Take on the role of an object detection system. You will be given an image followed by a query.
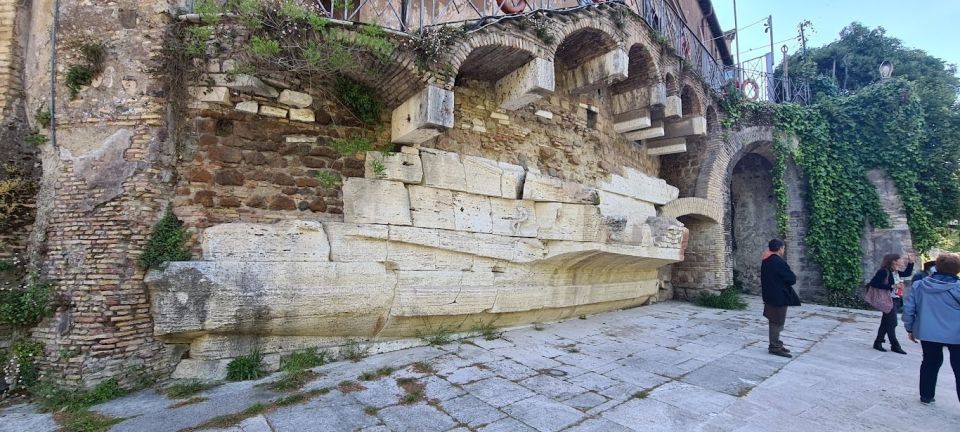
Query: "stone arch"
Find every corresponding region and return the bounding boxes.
[447,32,548,84]
[552,26,621,70]
[610,42,661,94]
[695,126,775,203]
[660,197,723,223]
[344,49,426,107]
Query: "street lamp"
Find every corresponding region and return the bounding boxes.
[879,61,893,79]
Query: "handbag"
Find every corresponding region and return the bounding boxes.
[863,270,894,313]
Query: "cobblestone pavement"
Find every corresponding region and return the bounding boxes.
[2,297,958,431]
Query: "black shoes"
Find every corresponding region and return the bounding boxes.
[890,345,907,355]
[920,397,935,404]
[768,348,793,358]
[873,341,887,352]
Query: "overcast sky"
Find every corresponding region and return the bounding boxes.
[710,0,960,73]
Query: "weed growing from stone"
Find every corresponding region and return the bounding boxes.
[471,320,498,341]
[53,410,123,432]
[138,210,191,270]
[410,361,435,374]
[338,380,365,393]
[333,76,384,125]
[168,396,207,408]
[417,324,455,346]
[25,130,48,146]
[226,351,266,381]
[694,287,748,310]
[164,380,218,399]
[0,274,53,327]
[533,322,545,331]
[363,406,378,416]
[370,158,387,177]
[187,402,269,431]
[341,339,369,362]
[330,135,375,157]
[268,370,319,391]
[565,345,580,354]
[633,389,651,399]
[396,378,426,404]
[737,386,753,397]
[35,110,52,128]
[578,315,587,320]
[279,348,328,372]
[314,170,341,188]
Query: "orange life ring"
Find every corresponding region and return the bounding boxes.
[741,78,760,100]
[497,0,528,14]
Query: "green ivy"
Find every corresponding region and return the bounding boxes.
[139,210,191,270]
[333,76,383,125]
[735,79,939,307]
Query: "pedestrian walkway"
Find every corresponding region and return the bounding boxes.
[2,297,958,431]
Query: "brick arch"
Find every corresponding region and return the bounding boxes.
[610,41,662,94]
[664,73,679,96]
[446,32,549,84]
[705,105,719,133]
[680,83,704,116]
[660,197,723,223]
[550,22,622,69]
[694,126,776,203]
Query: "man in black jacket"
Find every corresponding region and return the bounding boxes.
[760,239,801,358]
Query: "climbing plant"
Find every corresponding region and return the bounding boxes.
[726,79,938,306]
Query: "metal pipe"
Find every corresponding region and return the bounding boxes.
[49,0,60,150]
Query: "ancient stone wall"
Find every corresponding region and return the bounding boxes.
[730,153,777,293]
[861,169,915,279]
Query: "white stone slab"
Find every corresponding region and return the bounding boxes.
[201,220,330,262]
[462,155,503,197]
[490,197,538,238]
[421,148,468,192]
[598,167,679,205]
[623,121,665,141]
[277,89,313,108]
[453,192,493,233]
[189,86,231,105]
[391,85,455,144]
[342,178,412,225]
[499,162,526,199]
[409,185,456,230]
[522,172,598,204]
[534,202,605,242]
[324,222,389,262]
[496,57,555,111]
[365,151,424,184]
[664,116,707,137]
[664,95,683,119]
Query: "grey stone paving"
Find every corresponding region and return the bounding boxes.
[2,296,959,431]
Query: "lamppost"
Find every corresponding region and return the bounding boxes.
[879,61,893,80]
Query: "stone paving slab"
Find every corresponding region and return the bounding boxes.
[3,296,960,431]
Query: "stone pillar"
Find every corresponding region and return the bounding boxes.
[23,0,179,387]
[391,85,455,144]
[495,57,554,111]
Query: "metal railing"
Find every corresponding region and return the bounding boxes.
[308,0,729,93]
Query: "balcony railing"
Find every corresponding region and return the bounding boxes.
[308,0,728,92]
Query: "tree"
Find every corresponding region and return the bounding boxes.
[783,22,960,233]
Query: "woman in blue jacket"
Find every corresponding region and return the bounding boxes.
[903,253,960,404]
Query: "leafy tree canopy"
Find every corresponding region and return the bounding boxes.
[784,22,960,231]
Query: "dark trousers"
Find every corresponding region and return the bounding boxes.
[876,309,900,347]
[764,305,787,350]
[919,341,960,402]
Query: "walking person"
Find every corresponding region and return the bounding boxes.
[869,253,915,354]
[761,239,801,358]
[903,253,960,404]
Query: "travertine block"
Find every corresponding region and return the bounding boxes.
[496,57,555,110]
[664,116,707,137]
[420,148,467,192]
[490,197,537,237]
[664,95,682,119]
[259,105,287,118]
[391,85,455,144]
[598,167,679,205]
[522,172,598,204]
[202,221,330,262]
[623,121,664,141]
[566,48,629,91]
[613,109,651,133]
[342,178,412,225]
[499,162,526,199]
[409,186,456,230]
[453,192,493,233]
[646,138,688,156]
[534,202,605,242]
[235,100,258,113]
[207,74,279,98]
[324,222,389,262]
[365,151,424,184]
[288,108,315,123]
[462,156,503,197]
[277,89,313,108]
[189,86,231,105]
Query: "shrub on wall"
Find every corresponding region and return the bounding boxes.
[138,210,191,270]
[0,273,54,327]
[726,79,938,306]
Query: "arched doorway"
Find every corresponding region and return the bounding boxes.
[730,152,778,294]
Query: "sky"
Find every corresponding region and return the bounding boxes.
[710,0,960,72]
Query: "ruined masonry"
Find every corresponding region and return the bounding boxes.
[0,0,916,386]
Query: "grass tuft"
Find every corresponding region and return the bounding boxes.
[694,287,748,310]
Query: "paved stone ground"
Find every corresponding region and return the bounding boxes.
[2,296,958,431]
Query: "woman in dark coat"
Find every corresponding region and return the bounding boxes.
[870,253,915,354]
